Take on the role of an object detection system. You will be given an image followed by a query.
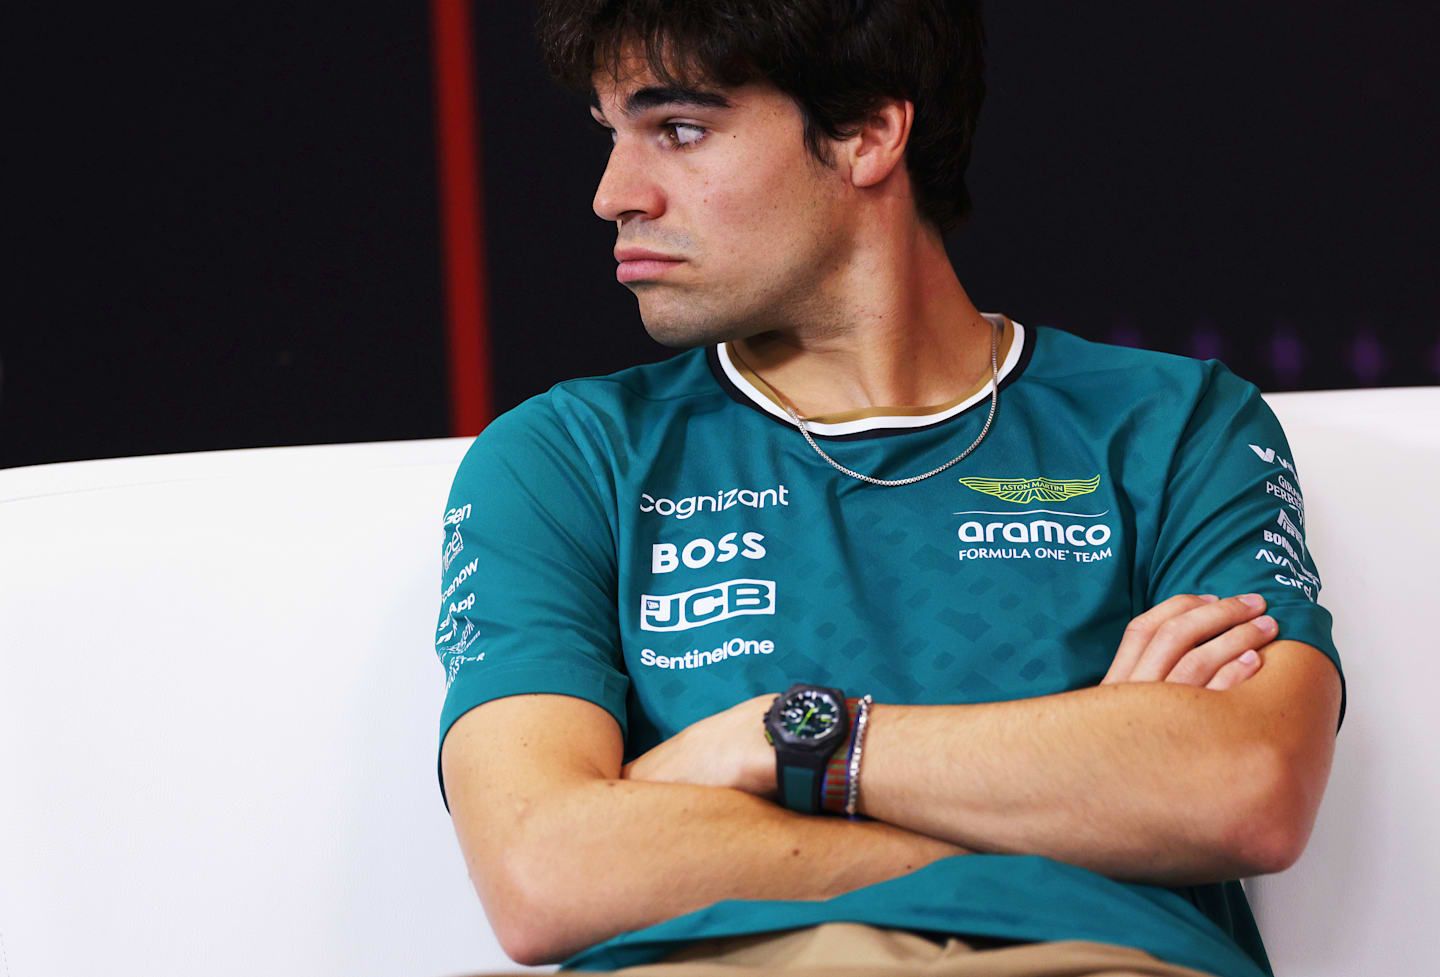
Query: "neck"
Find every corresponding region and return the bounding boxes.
[730,222,993,417]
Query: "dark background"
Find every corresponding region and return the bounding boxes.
[6,1,1436,470]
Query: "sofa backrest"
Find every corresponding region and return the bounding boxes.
[1243,388,1439,975]
[0,438,534,976]
[1,388,1436,976]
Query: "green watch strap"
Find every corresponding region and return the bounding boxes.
[780,766,818,813]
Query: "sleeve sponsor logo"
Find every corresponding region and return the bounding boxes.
[1256,542,1320,584]
[441,558,479,602]
[442,527,464,573]
[640,485,789,519]
[640,578,776,631]
[1264,474,1305,523]
[1262,528,1311,571]
[440,504,472,574]
[652,531,766,574]
[1248,444,1297,476]
[1256,502,1320,602]
[1276,509,1306,553]
[436,593,476,639]
[958,475,1101,504]
[1249,431,1319,599]
[1257,544,1321,600]
[437,617,484,689]
[1271,572,1318,600]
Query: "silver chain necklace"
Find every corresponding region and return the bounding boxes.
[779,318,1000,487]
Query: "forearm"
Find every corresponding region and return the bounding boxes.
[491,778,962,963]
[857,681,1282,886]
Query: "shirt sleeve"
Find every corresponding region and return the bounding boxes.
[1146,363,1345,732]
[433,394,629,810]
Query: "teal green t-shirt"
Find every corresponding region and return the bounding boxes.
[433,317,1344,977]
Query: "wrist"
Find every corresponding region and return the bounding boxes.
[749,694,780,795]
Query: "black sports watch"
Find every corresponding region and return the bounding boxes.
[763,682,850,814]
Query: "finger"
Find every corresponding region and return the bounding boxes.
[1205,649,1263,690]
[1164,615,1278,686]
[1100,594,1215,685]
[1127,594,1267,683]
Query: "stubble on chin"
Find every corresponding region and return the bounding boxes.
[632,285,770,350]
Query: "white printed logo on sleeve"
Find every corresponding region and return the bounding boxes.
[1248,444,1296,476]
[437,502,484,683]
[441,504,471,573]
[438,617,484,689]
[1245,448,1321,602]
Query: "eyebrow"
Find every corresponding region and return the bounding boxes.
[589,85,734,118]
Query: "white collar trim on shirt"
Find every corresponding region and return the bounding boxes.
[715,314,1026,437]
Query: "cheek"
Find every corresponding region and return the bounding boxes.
[704,167,836,261]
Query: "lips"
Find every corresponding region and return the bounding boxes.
[615,247,685,284]
[614,247,679,262]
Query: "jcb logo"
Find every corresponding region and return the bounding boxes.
[639,579,776,632]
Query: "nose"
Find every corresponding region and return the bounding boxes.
[592,138,665,224]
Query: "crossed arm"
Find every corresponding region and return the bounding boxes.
[442,594,1342,965]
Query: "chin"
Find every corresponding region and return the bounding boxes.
[636,293,769,350]
[642,323,715,349]
[637,309,734,350]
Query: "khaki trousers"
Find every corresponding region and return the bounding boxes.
[479,922,1229,976]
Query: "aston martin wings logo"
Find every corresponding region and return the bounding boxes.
[958,475,1102,504]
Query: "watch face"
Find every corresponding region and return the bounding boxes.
[778,689,841,742]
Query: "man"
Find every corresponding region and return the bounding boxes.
[433,2,1345,975]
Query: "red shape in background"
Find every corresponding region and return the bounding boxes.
[431,0,491,436]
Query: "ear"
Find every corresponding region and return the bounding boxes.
[844,99,914,189]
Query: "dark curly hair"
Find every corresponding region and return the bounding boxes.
[536,0,986,232]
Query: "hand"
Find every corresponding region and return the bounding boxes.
[1100,593,1277,690]
[621,693,778,796]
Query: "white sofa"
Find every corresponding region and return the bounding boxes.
[1,388,1436,977]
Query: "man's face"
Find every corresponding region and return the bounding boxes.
[589,57,854,348]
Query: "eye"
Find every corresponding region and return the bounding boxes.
[661,123,707,149]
